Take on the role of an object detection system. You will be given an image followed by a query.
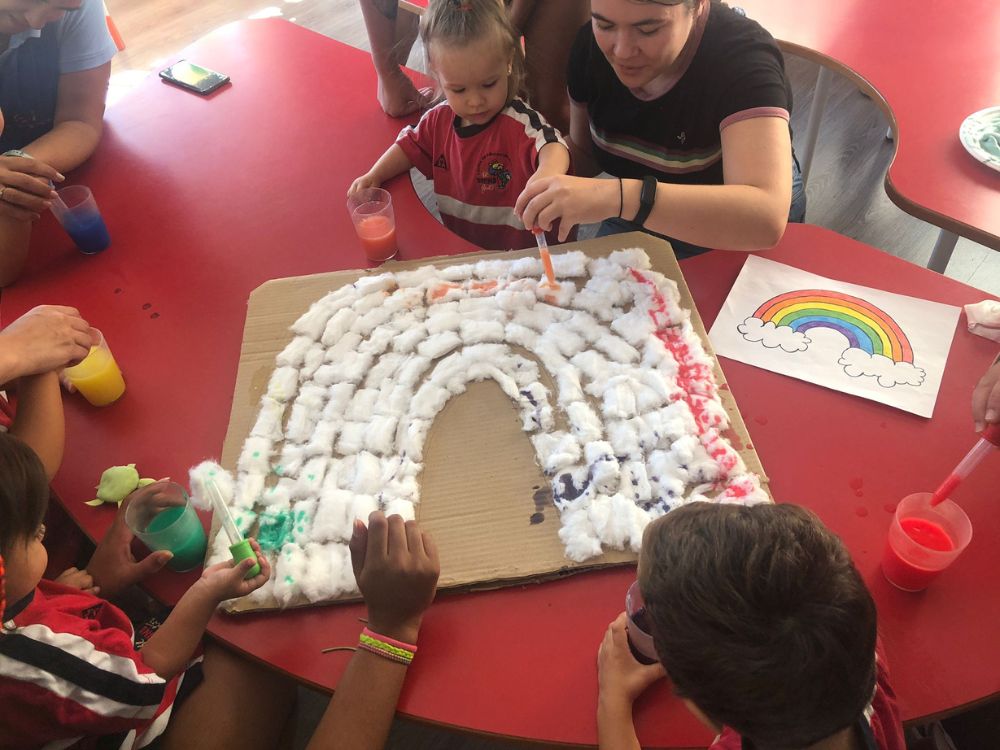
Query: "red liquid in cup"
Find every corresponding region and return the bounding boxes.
[881,517,955,591]
[357,215,396,262]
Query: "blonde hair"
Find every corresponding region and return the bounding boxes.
[420,0,526,106]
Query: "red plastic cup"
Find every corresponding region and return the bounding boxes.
[881,492,972,592]
[347,187,397,263]
[625,580,658,664]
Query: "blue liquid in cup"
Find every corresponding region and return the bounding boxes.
[63,211,111,254]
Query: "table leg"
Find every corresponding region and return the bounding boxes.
[799,66,832,188]
[928,229,959,273]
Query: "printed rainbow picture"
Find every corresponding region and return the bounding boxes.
[738,288,926,388]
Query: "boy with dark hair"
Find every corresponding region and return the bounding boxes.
[597,502,905,750]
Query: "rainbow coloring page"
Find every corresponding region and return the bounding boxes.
[708,256,960,417]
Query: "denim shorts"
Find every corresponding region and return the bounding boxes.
[598,159,807,260]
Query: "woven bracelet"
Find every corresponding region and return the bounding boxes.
[359,627,417,665]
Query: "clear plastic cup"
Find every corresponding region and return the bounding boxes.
[347,187,396,263]
[881,492,972,592]
[125,481,207,572]
[62,328,125,406]
[625,580,658,664]
[50,185,111,254]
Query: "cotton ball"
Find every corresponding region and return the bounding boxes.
[235,472,266,509]
[301,542,338,603]
[558,508,602,562]
[238,437,273,475]
[585,441,619,494]
[250,397,286,441]
[275,443,305,478]
[276,335,314,368]
[188,461,234,511]
[364,415,399,456]
[244,563,277,607]
[566,402,603,444]
[382,498,416,521]
[293,457,327,500]
[312,485,355,542]
[266,366,299,402]
[290,499,317,543]
[205,527,234,568]
[273,543,308,606]
[259,478,294,508]
[349,494,380,524]
[530,432,581,475]
[352,452,382,495]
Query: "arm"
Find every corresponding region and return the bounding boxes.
[0,305,96,383]
[567,99,600,178]
[307,512,439,750]
[507,0,538,34]
[140,542,269,679]
[8,371,63,479]
[0,156,63,285]
[20,64,111,173]
[348,143,414,195]
[0,65,109,284]
[597,613,666,750]
[517,116,792,249]
[972,355,1000,431]
[359,0,427,117]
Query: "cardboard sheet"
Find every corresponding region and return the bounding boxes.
[217,233,767,612]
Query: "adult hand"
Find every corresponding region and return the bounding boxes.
[195,539,271,602]
[972,358,1000,432]
[515,174,618,241]
[349,511,440,643]
[0,154,62,222]
[54,566,99,594]
[377,67,433,118]
[85,496,174,600]
[598,613,666,708]
[0,306,97,381]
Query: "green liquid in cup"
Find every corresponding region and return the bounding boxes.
[145,506,208,572]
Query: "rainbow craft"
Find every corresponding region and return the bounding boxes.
[753,290,913,364]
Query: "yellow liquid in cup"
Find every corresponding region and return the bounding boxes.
[66,345,126,406]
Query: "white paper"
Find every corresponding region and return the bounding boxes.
[708,256,961,418]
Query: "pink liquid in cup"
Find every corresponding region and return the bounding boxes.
[357,214,396,262]
[881,492,971,592]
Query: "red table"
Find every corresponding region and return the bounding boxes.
[5,20,1000,748]
[739,0,1000,271]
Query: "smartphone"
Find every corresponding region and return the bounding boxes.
[159,60,230,95]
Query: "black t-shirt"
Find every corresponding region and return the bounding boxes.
[567,1,792,185]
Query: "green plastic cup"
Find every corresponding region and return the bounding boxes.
[125,481,207,572]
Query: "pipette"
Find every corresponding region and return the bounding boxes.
[532,227,559,289]
[930,423,1000,506]
[204,477,261,577]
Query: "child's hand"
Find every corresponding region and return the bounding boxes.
[55,566,99,594]
[349,511,439,644]
[972,358,1000,431]
[196,539,271,602]
[598,612,666,708]
[86,493,174,599]
[348,173,382,197]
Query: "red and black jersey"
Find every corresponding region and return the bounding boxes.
[396,97,566,251]
[0,580,200,750]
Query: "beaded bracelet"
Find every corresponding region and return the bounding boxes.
[358,627,417,665]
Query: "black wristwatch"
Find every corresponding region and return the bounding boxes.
[632,174,658,227]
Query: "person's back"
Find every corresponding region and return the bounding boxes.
[597,502,906,750]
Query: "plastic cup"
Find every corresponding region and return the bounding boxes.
[62,328,126,406]
[125,481,208,573]
[347,187,397,263]
[625,580,659,665]
[881,492,972,592]
[50,185,111,254]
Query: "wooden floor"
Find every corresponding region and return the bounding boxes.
[104,2,999,748]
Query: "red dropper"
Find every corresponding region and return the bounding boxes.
[930,423,1000,506]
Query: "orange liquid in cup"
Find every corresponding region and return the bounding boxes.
[357,215,397,262]
[64,344,126,406]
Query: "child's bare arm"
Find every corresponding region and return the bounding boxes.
[307,513,439,750]
[9,371,64,479]
[597,613,666,750]
[533,141,571,181]
[140,543,269,679]
[348,144,413,196]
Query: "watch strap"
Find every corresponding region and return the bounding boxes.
[633,175,657,227]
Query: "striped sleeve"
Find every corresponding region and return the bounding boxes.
[0,621,175,747]
[507,99,566,165]
[396,102,450,179]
